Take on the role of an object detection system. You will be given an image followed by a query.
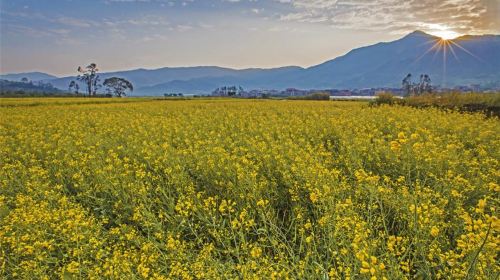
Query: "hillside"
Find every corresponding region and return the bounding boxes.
[3,31,499,95]
[0,79,62,95]
[0,72,58,82]
[135,31,499,94]
[136,67,304,95]
[295,31,500,89]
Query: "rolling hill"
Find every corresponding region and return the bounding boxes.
[0,79,62,95]
[294,31,500,89]
[0,72,58,82]
[2,31,499,95]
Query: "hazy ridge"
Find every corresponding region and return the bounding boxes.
[2,31,499,95]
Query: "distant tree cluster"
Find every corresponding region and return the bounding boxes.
[402,73,432,96]
[164,93,184,97]
[212,86,244,97]
[288,92,330,100]
[69,63,133,97]
[0,79,62,96]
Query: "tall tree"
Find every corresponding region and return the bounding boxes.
[402,73,413,96]
[68,80,80,95]
[415,74,432,95]
[423,74,432,93]
[77,63,100,97]
[103,77,133,97]
[402,73,432,96]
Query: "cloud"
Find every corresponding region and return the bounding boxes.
[174,24,193,32]
[105,0,151,2]
[55,16,96,28]
[104,0,194,5]
[276,0,500,35]
[127,16,170,26]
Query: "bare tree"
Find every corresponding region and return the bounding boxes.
[418,74,425,94]
[103,77,133,97]
[402,73,413,96]
[77,63,100,97]
[68,80,80,95]
[423,74,432,93]
[403,73,432,96]
[416,74,432,95]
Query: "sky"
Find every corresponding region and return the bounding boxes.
[1,0,499,76]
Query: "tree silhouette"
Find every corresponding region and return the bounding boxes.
[402,73,413,96]
[422,74,432,93]
[68,80,80,95]
[402,73,432,96]
[103,77,133,97]
[77,63,100,97]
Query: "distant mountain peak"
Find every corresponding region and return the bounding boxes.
[6,31,500,94]
[404,30,437,39]
[411,30,428,35]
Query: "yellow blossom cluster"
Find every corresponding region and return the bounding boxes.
[0,98,498,279]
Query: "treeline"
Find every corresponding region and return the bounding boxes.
[0,79,64,96]
[372,92,500,117]
[288,92,330,100]
[0,91,73,97]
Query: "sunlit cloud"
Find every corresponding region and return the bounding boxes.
[276,0,500,35]
[0,0,498,75]
[429,30,461,40]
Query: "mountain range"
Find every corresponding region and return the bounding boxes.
[0,72,58,82]
[2,31,499,95]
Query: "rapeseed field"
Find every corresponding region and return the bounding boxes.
[0,99,498,279]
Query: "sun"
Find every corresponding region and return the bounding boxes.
[430,30,461,40]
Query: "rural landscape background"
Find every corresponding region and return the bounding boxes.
[1,30,500,96]
[1,0,499,279]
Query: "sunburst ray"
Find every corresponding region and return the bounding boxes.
[409,32,484,88]
[449,40,484,62]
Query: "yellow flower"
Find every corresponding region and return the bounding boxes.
[2,98,498,279]
[475,199,486,213]
[309,192,318,203]
[362,261,370,268]
[390,141,401,152]
[304,222,312,230]
[256,199,268,207]
[430,226,440,237]
[66,261,80,274]
[250,246,262,258]
[360,268,370,274]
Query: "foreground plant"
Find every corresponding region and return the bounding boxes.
[1,99,498,279]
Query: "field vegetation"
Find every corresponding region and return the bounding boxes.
[372,92,500,117]
[403,93,500,117]
[288,92,331,100]
[0,98,498,279]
